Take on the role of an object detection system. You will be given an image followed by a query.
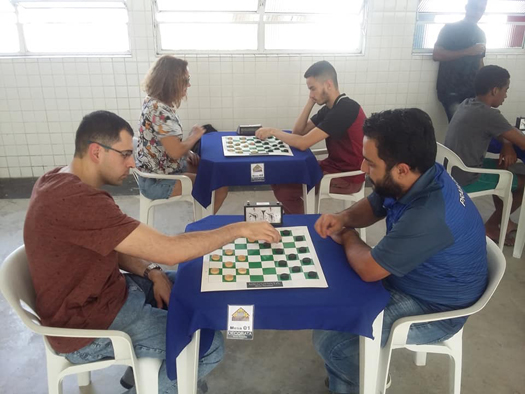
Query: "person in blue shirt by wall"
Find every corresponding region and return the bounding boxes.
[313,108,488,394]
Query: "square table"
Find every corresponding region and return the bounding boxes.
[192,132,324,216]
[166,214,390,394]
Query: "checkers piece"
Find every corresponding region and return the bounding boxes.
[210,268,220,275]
[280,273,290,280]
[262,242,272,248]
[288,253,297,260]
[224,249,234,255]
[224,274,234,282]
[298,247,307,253]
[278,260,287,267]
[295,235,305,241]
[211,254,221,261]
[307,271,318,279]
[302,257,312,265]
[224,261,234,268]
[237,255,247,262]
[237,268,247,275]
[281,230,291,236]
[274,248,284,254]
[291,266,301,273]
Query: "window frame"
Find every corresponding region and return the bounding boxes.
[153,0,369,56]
[0,0,132,59]
[413,0,525,55]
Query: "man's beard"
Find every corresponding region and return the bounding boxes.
[369,170,403,199]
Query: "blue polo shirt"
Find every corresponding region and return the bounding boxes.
[369,163,487,323]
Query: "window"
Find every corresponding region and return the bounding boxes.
[154,0,367,54]
[0,0,130,57]
[414,0,525,52]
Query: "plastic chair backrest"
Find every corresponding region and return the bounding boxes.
[436,142,469,173]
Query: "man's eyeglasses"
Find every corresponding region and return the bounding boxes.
[88,141,133,159]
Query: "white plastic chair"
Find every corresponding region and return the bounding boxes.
[377,237,506,394]
[313,148,366,242]
[0,245,162,394]
[436,142,513,250]
[132,137,200,224]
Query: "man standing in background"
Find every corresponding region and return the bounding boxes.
[433,0,487,121]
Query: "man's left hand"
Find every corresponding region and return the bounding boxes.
[149,269,173,309]
[499,144,517,169]
[187,151,200,167]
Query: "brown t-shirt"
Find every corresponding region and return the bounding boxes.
[23,168,140,353]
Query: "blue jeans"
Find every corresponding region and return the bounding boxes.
[312,284,462,394]
[439,94,469,122]
[63,273,224,394]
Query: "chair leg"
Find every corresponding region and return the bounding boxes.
[413,351,427,366]
[77,371,91,386]
[135,358,163,394]
[449,352,462,394]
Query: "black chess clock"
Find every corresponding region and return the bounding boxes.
[237,124,262,136]
[244,202,283,226]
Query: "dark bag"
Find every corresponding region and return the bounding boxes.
[191,124,217,156]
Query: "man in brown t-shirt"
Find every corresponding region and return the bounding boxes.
[24,110,280,393]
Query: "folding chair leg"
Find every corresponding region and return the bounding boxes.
[77,371,91,386]
[413,351,427,366]
[449,353,462,394]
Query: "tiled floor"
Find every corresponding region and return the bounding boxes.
[0,189,524,394]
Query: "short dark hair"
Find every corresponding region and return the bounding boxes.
[475,65,510,96]
[363,108,437,174]
[74,110,133,158]
[304,60,338,89]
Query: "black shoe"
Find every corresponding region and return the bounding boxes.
[120,366,135,390]
[198,379,209,394]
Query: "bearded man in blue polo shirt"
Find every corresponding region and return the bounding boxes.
[313,108,487,394]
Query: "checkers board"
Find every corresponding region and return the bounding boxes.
[222,135,294,157]
[201,226,328,292]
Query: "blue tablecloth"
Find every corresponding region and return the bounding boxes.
[165,214,390,380]
[191,132,324,208]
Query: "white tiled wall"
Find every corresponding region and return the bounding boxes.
[1,0,524,178]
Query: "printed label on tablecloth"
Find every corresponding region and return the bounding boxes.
[227,305,254,340]
[251,163,265,182]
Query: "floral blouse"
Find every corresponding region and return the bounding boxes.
[135,96,184,175]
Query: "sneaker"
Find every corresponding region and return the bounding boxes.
[120,366,134,389]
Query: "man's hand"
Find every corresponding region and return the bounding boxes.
[255,127,276,141]
[467,43,486,56]
[149,269,173,309]
[238,221,281,243]
[187,150,200,167]
[499,143,517,169]
[188,125,206,140]
[315,214,345,239]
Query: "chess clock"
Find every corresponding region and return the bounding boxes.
[237,124,262,136]
[244,202,283,226]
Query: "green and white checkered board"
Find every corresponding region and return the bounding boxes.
[201,226,328,292]
[222,136,294,157]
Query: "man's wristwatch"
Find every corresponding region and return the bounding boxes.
[143,263,162,280]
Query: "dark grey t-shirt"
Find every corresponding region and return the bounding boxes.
[435,20,486,103]
[444,98,513,185]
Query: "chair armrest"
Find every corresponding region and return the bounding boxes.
[389,307,476,346]
[311,148,328,156]
[321,170,364,181]
[131,168,193,196]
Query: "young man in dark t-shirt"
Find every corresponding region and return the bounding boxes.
[256,61,366,214]
[433,0,487,121]
[23,111,280,392]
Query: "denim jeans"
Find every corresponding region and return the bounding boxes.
[439,93,469,122]
[63,272,224,394]
[312,284,462,394]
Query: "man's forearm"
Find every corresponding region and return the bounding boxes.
[273,129,310,150]
[433,47,473,62]
[118,253,150,276]
[338,198,383,229]
[292,101,315,135]
[341,229,372,271]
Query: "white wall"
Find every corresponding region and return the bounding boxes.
[0,0,524,178]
